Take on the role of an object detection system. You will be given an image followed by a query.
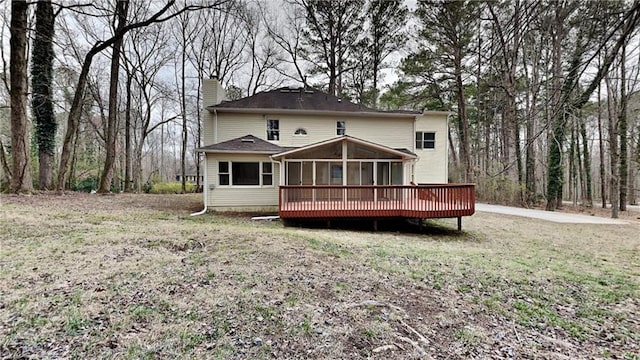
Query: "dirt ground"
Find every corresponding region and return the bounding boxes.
[1,193,639,359]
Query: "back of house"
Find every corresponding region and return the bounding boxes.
[198,78,451,212]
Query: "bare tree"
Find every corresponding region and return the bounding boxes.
[97,0,129,193]
[242,3,283,96]
[122,21,175,191]
[9,0,33,193]
[56,0,228,192]
[262,0,308,86]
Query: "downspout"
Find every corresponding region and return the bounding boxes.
[214,108,218,143]
[408,158,418,184]
[271,157,282,211]
[190,151,208,216]
[446,112,452,183]
[411,115,418,184]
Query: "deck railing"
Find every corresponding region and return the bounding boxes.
[279,184,475,219]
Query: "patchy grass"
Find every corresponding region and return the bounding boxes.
[0,193,639,358]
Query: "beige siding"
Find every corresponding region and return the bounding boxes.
[413,113,449,183]
[203,111,214,146]
[204,153,280,209]
[213,112,414,149]
[216,113,265,143]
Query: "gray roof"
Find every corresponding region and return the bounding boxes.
[198,135,286,154]
[211,87,384,113]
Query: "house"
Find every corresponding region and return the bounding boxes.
[197,78,474,228]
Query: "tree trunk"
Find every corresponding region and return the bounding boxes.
[607,74,619,219]
[545,7,564,211]
[569,123,576,204]
[9,0,33,194]
[619,42,628,211]
[454,48,471,183]
[579,114,593,207]
[98,0,129,193]
[598,82,606,208]
[180,14,188,193]
[124,73,132,192]
[524,56,539,205]
[32,0,56,190]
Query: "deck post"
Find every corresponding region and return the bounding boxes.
[373,220,378,231]
[457,217,462,231]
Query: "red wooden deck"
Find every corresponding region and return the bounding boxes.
[279,184,475,220]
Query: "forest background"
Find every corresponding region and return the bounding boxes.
[2,0,640,218]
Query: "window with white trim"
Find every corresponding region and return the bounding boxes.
[267,119,279,140]
[415,131,435,149]
[219,161,230,185]
[218,161,273,186]
[337,121,346,135]
[262,162,273,185]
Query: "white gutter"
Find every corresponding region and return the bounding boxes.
[190,152,208,216]
[207,106,440,118]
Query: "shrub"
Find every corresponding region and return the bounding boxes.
[148,182,195,194]
[475,175,523,206]
[74,177,97,192]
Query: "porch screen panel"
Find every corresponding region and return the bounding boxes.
[316,162,330,201]
[361,162,374,200]
[330,162,343,200]
[362,162,374,185]
[391,162,403,185]
[287,162,301,185]
[330,162,343,185]
[302,162,313,185]
[347,162,360,185]
[347,162,361,201]
[316,162,329,185]
[377,162,390,185]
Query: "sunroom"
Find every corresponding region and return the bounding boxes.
[272,135,416,188]
[272,136,475,225]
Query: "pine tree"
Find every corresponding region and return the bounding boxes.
[298,0,365,96]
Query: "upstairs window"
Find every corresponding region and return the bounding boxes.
[267,119,279,141]
[294,128,308,136]
[415,131,435,149]
[337,121,346,135]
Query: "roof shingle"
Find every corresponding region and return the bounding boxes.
[211,87,386,113]
[198,135,286,153]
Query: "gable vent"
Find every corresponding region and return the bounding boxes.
[241,138,255,143]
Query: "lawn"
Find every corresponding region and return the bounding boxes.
[1,193,638,359]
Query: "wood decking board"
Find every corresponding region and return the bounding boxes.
[279,185,475,220]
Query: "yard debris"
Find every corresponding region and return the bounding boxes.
[372,344,397,353]
[251,215,280,221]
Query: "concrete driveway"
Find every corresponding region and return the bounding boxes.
[476,203,628,224]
